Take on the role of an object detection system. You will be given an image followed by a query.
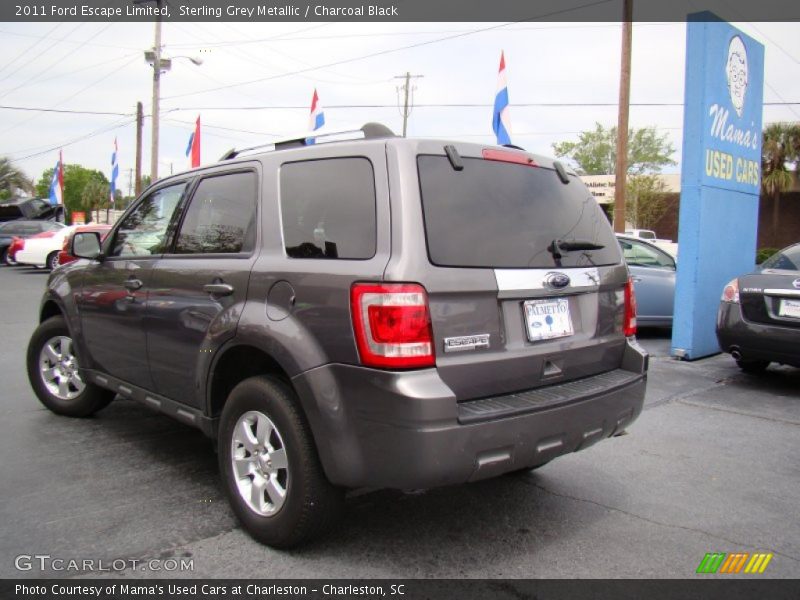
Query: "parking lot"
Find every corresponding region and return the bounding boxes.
[0,265,798,579]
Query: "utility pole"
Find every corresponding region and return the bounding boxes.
[613,0,633,233]
[150,7,163,182]
[394,72,423,137]
[135,101,143,196]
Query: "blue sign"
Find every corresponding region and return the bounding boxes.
[672,14,764,360]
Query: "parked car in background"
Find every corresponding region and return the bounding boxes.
[617,234,676,328]
[0,220,65,265]
[0,197,64,223]
[717,242,800,372]
[57,224,112,266]
[6,236,24,264]
[624,229,678,258]
[14,225,76,270]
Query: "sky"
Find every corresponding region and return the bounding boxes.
[0,19,798,193]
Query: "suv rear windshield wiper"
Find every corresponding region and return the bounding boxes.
[548,239,605,259]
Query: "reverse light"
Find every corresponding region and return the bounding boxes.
[350,283,435,369]
[624,277,637,337]
[721,279,740,303]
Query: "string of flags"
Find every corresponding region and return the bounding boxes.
[307,88,325,144]
[48,149,63,207]
[492,50,512,146]
[110,138,118,206]
[185,115,201,168]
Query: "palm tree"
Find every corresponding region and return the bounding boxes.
[0,157,34,200]
[762,122,800,235]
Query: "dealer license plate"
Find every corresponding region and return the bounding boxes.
[523,298,574,342]
[778,298,800,319]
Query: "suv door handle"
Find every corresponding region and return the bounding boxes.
[203,283,234,296]
[124,278,143,291]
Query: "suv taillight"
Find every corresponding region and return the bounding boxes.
[624,277,637,337]
[721,279,740,303]
[350,283,435,369]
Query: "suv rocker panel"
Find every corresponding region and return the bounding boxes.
[85,369,217,437]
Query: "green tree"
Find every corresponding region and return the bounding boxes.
[625,174,669,230]
[35,164,108,222]
[552,123,676,175]
[761,122,800,234]
[0,157,34,200]
[83,179,109,223]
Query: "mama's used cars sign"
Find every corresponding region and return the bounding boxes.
[672,14,764,360]
[701,31,763,191]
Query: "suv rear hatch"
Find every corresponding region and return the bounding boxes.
[387,141,632,401]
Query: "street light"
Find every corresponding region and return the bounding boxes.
[141,4,201,182]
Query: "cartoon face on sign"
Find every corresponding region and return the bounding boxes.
[726,35,748,117]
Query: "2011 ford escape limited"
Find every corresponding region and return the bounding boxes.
[27,124,647,547]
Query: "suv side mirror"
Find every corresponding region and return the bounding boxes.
[72,231,103,260]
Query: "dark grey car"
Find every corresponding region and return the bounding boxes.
[26,125,647,547]
[717,242,800,372]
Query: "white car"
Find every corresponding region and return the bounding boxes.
[624,229,678,258]
[15,225,77,270]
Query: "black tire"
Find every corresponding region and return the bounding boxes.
[736,358,770,374]
[218,375,344,548]
[46,251,60,271]
[26,316,115,417]
[0,247,7,266]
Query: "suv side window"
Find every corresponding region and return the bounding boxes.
[280,157,376,260]
[110,183,186,258]
[174,171,257,255]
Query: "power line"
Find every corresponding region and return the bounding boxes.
[0,22,115,100]
[0,28,141,51]
[0,23,87,87]
[165,23,675,49]
[8,116,135,162]
[0,105,132,115]
[163,101,800,110]
[0,54,141,138]
[2,100,797,119]
[0,23,65,80]
[161,0,615,101]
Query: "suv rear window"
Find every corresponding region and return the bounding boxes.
[280,158,376,260]
[417,155,620,269]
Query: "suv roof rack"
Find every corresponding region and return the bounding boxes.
[219,122,396,161]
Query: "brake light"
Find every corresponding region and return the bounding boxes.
[62,235,71,251]
[350,283,435,369]
[721,279,740,303]
[624,277,637,337]
[481,148,537,166]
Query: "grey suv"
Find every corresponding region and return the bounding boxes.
[27,124,647,547]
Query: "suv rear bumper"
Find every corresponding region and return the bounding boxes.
[292,338,648,489]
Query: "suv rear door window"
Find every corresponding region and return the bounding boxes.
[280,158,376,260]
[417,155,619,268]
[174,171,257,254]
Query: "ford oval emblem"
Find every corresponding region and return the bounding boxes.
[793,278,800,289]
[545,272,571,289]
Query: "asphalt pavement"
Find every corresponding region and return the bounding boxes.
[0,265,798,579]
